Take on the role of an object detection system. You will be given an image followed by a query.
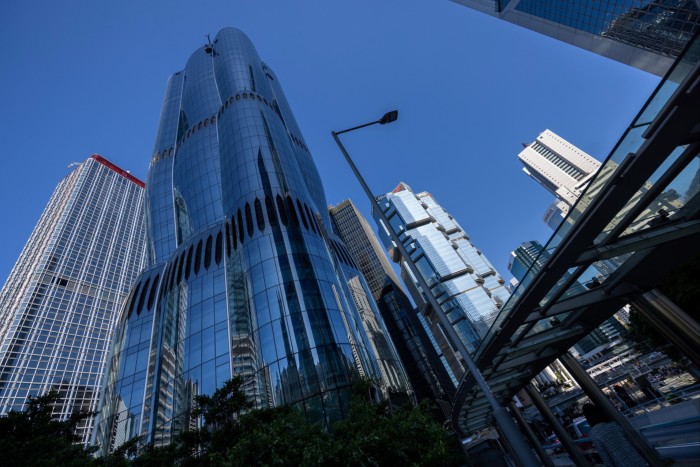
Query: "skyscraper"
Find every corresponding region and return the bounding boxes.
[518,129,602,226]
[95,28,391,452]
[330,199,454,404]
[373,183,511,383]
[451,0,700,76]
[0,155,146,445]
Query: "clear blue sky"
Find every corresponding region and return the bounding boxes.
[0,1,659,286]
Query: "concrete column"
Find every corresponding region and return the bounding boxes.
[509,401,555,467]
[524,384,590,467]
[630,288,700,368]
[559,352,664,467]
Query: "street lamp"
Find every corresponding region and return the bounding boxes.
[332,112,540,467]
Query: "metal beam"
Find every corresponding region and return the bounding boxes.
[575,219,700,265]
[559,352,664,467]
[630,289,700,367]
[524,384,590,467]
[510,402,556,467]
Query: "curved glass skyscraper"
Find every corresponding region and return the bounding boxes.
[95,28,401,452]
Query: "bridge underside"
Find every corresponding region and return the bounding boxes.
[452,37,700,435]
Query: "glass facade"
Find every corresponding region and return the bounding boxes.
[330,199,454,404]
[373,183,511,381]
[0,155,146,445]
[451,0,700,76]
[95,28,387,453]
[507,239,625,355]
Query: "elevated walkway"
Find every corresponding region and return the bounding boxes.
[452,35,700,435]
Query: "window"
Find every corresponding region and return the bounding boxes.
[168,258,177,289]
[296,199,309,230]
[160,267,169,298]
[147,275,159,310]
[128,282,142,317]
[237,209,245,243]
[185,245,193,280]
[245,203,254,237]
[265,195,278,227]
[194,240,203,275]
[276,195,288,226]
[286,195,299,227]
[255,198,265,231]
[225,221,231,256]
[137,278,150,314]
[215,231,223,265]
[176,251,185,284]
[231,217,238,250]
[204,235,213,270]
[304,204,317,235]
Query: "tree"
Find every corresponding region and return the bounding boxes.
[103,377,464,466]
[327,380,462,466]
[0,390,97,466]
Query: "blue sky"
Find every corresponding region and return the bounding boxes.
[0,1,659,286]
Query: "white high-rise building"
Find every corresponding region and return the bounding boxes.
[0,155,146,444]
[518,129,601,226]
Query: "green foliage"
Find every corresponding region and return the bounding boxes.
[2,378,462,466]
[103,376,463,466]
[0,390,97,467]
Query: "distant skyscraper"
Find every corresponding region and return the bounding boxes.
[95,28,391,452]
[518,129,601,224]
[373,183,511,382]
[508,240,547,288]
[451,0,700,76]
[330,199,455,403]
[0,155,146,445]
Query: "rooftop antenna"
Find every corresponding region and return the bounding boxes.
[204,34,214,54]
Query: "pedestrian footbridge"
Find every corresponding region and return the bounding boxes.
[452,37,700,436]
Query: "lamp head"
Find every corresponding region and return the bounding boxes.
[379,110,398,125]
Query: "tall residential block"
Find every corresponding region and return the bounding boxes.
[374,183,511,383]
[95,28,400,453]
[451,0,700,76]
[330,199,455,404]
[0,155,147,444]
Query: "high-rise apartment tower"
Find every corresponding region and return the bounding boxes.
[451,0,700,76]
[95,28,395,453]
[0,155,147,444]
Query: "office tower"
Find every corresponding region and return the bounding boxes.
[373,183,511,383]
[519,129,602,226]
[0,155,146,445]
[451,0,700,76]
[95,28,390,452]
[507,240,547,288]
[330,199,455,404]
